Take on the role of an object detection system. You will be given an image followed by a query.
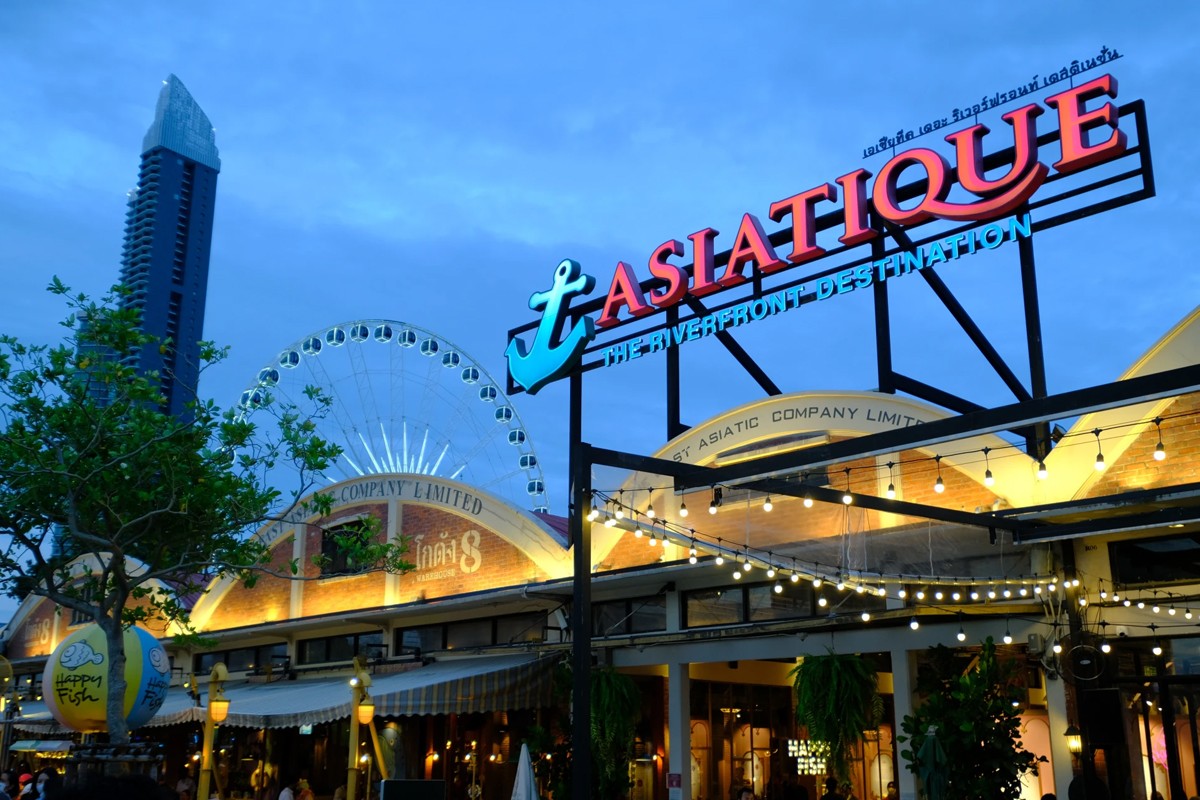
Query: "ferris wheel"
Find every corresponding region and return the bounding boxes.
[237,320,549,513]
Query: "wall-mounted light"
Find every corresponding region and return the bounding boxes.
[1064,725,1082,755]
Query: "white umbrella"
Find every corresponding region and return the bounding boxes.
[511,742,540,800]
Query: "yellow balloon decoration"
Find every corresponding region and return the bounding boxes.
[42,624,170,733]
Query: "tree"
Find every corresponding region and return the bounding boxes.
[0,282,411,742]
[791,650,882,783]
[898,637,1045,800]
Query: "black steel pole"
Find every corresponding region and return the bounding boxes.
[1018,214,1052,460]
[568,371,593,800]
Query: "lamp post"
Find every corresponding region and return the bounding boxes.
[198,663,230,800]
[348,658,374,800]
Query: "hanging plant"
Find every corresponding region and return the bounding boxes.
[791,650,882,782]
[590,666,642,800]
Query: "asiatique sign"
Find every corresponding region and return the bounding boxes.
[506,74,1131,395]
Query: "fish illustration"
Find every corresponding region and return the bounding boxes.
[148,646,169,674]
[60,641,105,670]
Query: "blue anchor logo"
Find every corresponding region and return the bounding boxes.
[505,259,596,394]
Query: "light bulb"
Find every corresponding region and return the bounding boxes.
[634,527,643,538]
[934,476,945,493]
[648,534,657,547]
[733,570,742,580]
[679,502,688,518]
[588,503,599,521]
[910,617,920,630]
[709,500,718,515]
[1100,639,1111,654]
[860,611,871,622]
[855,584,866,594]
[886,483,896,499]
[614,505,625,519]
[1052,640,1063,654]
[689,552,698,565]
[715,555,725,566]
[1153,642,1163,657]
[916,590,926,600]
[1155,442,1166,461]
[803,495,813,508]
[763,496,773,512]
[1003,632,1013,645]
[898,588,908,599]
[774,583,783,594]
[842,492,853,505]
[812,577,823,588]
[1037,460,1048,480]
[934,591,944,601]
[646,503,655,519]
[604,517,617,528]
[984,469,994,487]
[767,567,776,578]
[817,596,827,607]
[957,629,966,642]
[1095,452,1105,471]
[743,560,753,572]
[790,573,800,583]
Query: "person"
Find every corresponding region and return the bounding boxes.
[886,781,899,800]
[332,788,346,800]
[822,778,844,800]
[295,779,314,800]
[174,771,195,800]
[737,789,753,800]
[0,771,14,800]
[16,774,32,799]
[33,769,60,800]
[840,781,857,800]
[1041,794,1056,800]
[277,778,296,800]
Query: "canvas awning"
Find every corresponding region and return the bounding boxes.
[9,740,71,753]
[9,653,557,731]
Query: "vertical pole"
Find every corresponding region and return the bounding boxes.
[570,365,593,799]
[889,649,916,800]
[1017,216,1051,460]
[872,239,895,394]
[1160,680,1186,800]
[348,685,361,800]
[1044,667,1075,796]
[198,706,216,800]
[666,305,683,440]
[667,662,691,800]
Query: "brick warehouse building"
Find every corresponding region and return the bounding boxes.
[0,307,1199,800]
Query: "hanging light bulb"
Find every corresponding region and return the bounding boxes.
[733,569,742,580]
[709,486,722,514]
[634,524,644,538]
[803,493,814,508]
[1037,460,1048,480]
[774,582,783,595]
[1003,622,1013,645]
[715,554,725,566]
[1154,417,1167,461]
[763,495,773,512]
[817,595,828,608]
[898,587,908,599]
[648,532,657,547]
[860,611,871,622]
[604,515,617,528]
[743,556,753,572]
[1093,429,1106,471]
[588,499,599,521]
[790,573,800,584]
[957,627,967,643]
[970,590,980,601]
[842,469,853,504]
[688,541,698,564]
[855,584,866,594]
[646,492,656,519]
[951,591,962,602]
[1100,638,1112,654]
[1052,639,1063,655]
[910,617,920,630]
[915,589,926,601]
[983,447,995,487]
[1153,639,1163,657]
[812,577,823,588]
[614,492,626,519]
[934,590,944,601]
[679,500,688,518]
[767,566,777,579]
[886,461,896,499]
[1187,609,1194,620]
[934,456,945,493]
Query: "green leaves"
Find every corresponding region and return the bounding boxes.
[899,638,1044,800]
[791,651,881,783]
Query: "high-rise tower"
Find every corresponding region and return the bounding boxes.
[118,74,221,418]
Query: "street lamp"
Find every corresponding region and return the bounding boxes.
[198,663,230,800]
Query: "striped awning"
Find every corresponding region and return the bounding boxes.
[10,740,72,753]
[9,653,558,731]
[374,653,558,717]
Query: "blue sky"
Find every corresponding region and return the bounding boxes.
[0,3,1197,523]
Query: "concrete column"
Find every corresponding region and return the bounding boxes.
[890,647,917,800]
[668,661,691,800]
[384,501,402,606]
[1045,672,1075,797]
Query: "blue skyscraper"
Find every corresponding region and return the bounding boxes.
[118,74,220,418]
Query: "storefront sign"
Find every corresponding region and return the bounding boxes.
[508,75,1132,394]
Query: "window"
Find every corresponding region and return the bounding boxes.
[1109,534,1200,587]
[593,597,667,637]
[395,613,549,653]
[321,522,369,576]
[296,631,384,666]
[194,643,287,675]
[685,589,745,628]
[747,584,812,622]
